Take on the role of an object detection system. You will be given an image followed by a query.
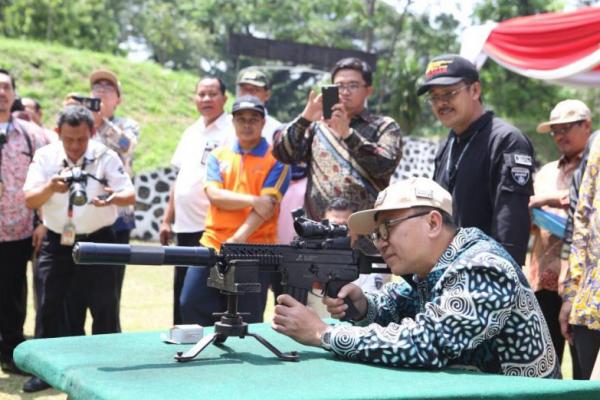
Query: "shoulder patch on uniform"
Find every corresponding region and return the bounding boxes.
[511,166,530,186]
[513,154,532,166]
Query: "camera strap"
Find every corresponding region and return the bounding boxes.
[61,202,76,246]
[61,158,80,246]
[0,119,13,185]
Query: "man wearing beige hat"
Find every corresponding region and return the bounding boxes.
[89,68,140,330]
[273,177,558,378]
[528,99,592,374]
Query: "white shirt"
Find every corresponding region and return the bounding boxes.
[23,139,134,234]
[170,112,235,233]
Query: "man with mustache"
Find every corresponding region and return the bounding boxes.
[420,54,534,266]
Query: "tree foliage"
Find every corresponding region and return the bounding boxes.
[0,0,126,53]
[1,0,595,163]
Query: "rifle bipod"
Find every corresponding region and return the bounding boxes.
[174,293,299,362]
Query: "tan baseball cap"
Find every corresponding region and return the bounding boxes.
[537,99,591,133]
[89,68,121,96]
[348,177,453,235]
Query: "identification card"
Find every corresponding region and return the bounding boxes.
[60,221,77,246]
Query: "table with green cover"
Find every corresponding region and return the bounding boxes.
[14,323,600,400]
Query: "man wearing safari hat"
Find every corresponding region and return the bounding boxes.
[272,177,558,378]
[527,99,592,374]
[89,68,140,330]
[418,54,534,266]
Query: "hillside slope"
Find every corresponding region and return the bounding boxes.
[0,37,204,173]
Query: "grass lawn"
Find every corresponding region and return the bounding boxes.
[0,259,277,399]
[0,257,572,399]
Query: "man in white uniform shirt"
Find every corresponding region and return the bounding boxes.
[22,105,135,393]
[159,76,234,324]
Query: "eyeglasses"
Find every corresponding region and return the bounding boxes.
[425,84,471,105]
[370,211,430,242]
[550,121,582,137]
[233,116,262,125]
[334,82,368,93]
[92,82,116,93]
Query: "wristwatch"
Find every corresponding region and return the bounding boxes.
[320,326,334,351]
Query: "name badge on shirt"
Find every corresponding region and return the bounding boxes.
[514,154,533,166]
[60,220,76,246]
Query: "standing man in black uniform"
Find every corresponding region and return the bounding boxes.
[418,54,534,266]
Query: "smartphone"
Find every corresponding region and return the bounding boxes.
[72,95,102,112]
[321,85,339,119]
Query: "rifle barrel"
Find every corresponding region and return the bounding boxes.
[73,242,218,267]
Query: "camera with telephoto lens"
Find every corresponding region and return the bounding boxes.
[60,166,89,206]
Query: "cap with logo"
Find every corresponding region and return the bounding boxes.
[232,95,266,117]
[237,69,269,88]
[89,69,121,97]
[536,99,591,133]
[417,54,479,96]
[348,177,453,235]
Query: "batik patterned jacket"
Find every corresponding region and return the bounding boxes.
[327,228,559,378]
[272,110,402,220]
[563,134,600,331]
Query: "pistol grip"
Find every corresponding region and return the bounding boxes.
[325,281,360,322]
[285,286,309,306]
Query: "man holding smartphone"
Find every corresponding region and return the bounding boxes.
[273,57,403,221]
[89,68,140,330]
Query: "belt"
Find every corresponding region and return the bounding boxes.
[48,226,113,243]
[74,226,113,241]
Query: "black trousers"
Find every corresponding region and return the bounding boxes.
[174,231,203,325]
[0,238,32,362]
[180,265,270,326]
[572,325,600,380]
[35,227,119,338]
[535,289,565,364]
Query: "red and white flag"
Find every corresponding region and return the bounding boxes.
[460,7,600,87]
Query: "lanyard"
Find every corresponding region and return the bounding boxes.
[445,129,481,190]
[0,118,14,183]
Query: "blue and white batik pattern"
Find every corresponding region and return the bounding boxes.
[328,227,559,378]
